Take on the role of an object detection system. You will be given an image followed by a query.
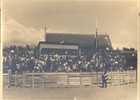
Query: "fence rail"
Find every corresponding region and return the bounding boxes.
[4,70,136,88]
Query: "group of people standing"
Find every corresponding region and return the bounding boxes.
[2,45,137,89]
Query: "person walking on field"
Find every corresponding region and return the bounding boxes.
[102,71,108,88]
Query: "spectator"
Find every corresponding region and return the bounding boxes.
[45,57,52,72]
[28,57,35,72]
[3,45,137,73]
[101,71,108,88]
[11,56,17,72]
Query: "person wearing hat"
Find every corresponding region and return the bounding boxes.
[101,71,108,88]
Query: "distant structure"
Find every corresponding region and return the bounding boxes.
[38,33,113,55]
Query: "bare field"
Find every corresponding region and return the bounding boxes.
[3,84,137,100]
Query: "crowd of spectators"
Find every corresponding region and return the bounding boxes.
[3,45,137,73]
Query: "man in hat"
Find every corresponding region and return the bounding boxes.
[102,71,108,88]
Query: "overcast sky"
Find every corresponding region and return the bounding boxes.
[2,0,138,49]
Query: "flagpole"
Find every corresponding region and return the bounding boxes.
[95,18,99,74]
[96,18,98,49]
[45,26,47,41]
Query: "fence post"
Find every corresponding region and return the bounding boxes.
[23,71,25,88]
[91,70,93,87]
[117,70,119,86]
[111,69,113,86]
[32,70,34,88]
[80,70,82,87]
[56,70,58,88]
[136,70,137,83]
[122,70,124,85]
[8,70,11,87]
[127,70,130,85]
[15,71,17,87]
[130,69,132,84]
[42,70,45,88]
[96,71,98,87]
[67,71,69,88]
[136,70,138,83]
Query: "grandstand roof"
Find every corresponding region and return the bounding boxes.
[45,33,113,49]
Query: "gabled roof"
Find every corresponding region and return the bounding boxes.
[45,33,95,47]
[45,33,113,49]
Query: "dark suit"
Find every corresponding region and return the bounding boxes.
[102,72,108,88]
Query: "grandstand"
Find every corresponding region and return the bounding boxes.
[38,33,113,55]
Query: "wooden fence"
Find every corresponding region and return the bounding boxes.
[5,70,136,88]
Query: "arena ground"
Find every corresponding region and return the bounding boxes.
[3,84,137,100]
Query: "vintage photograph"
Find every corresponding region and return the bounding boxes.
[2,0,138,100]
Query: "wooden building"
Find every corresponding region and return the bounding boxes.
[38,33,113,55]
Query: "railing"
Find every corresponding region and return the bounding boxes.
[4,70,136,88]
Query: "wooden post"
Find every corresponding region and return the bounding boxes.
[135,69,137,83]
[127,70,130,85]
[91,70,93,87]
[15,71,17,87]
[23,71,25,88]
[130,69,132,84]
[56,70,58,88]
[32,70,34,88]
[134,70,136,83]
[96,71,98,87]
[67,71,69,88]
[8,70,11,87]
[117,70,119,86]
[122,70,125,85]
[111,70,113,86]
[42,70,45,88]
[80,70,82,87]
[136,68,137,83]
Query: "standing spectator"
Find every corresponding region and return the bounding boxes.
[28,57,35,72]
[11,56,17,72]
[101,71,108,88]
[45,57,52,72]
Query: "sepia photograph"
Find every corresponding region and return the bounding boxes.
[1,0,139,100]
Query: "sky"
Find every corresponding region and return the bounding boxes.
[2,0,138,49]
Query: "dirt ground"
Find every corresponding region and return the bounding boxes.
[3,84,137,100]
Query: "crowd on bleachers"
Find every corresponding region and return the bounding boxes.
[3,45,137,73]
